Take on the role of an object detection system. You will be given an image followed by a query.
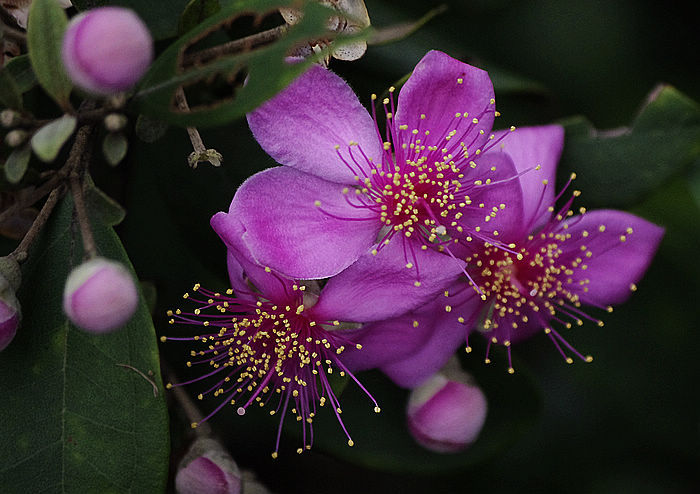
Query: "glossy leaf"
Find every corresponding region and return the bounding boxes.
[27,0,72,110]
[30,115,77,163]
[3,144,31,184]
[71,0,191,40]
[134,0,362,128]
[559,85,700,207]
[0,191,169,493]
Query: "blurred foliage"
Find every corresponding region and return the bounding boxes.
[1,0,698,493]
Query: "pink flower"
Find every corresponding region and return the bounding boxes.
[232,50,523,281]
[163,213,464,456]
[341,125,664,385]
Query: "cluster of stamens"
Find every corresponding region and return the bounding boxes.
[162,283,379,457]
[315,81,521,277]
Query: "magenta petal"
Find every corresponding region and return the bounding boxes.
[339,311,437,372]
[455,150,525,243]
[211,212,294,301]
[493,125,564,231]
[311,238,465,322]
[563,210,664,306]
[229,166,379,279]
[381,302,475,388]
[247,64,382,184]
[396,51,495,155]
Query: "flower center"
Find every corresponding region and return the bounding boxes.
[162,284,379,457]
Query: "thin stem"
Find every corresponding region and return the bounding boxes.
[175,87,206,154]
[182,24,287,66]
[164,364,212,437]
[9,185,63,263]
[69,171,97,259]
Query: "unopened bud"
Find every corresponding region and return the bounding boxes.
[104,113,128,132]
[62,257,138,333]
[406,369,487,453]
[0,272,21,352]
[176,438,242,494]
[5,129,27,147]
[61,7,153,95]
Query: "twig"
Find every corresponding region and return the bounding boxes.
[175,87,222,168]
[117,364,159,397]
[69,171,97,259]
[9,185,63,263]
[163,363,212,437]
[182,24,287,66]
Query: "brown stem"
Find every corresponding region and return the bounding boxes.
[175,87,206,155]
[9,185,63,263]
[69,171,97,259]
[182,24,287,66]
[163,364,212,437]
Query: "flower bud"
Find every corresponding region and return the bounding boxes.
[61,7,153,95]
[176,438,242,494]
[63,257,138,333]
[0,273,21,352]
[406,369,487,453]
[4,129,27,147]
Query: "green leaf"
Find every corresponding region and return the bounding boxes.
[71,0,192,40]
[30,114,77,162]
[0,68,23,109]
[0,193,169,493]
[369,4,447,46]
[178,0,221,34]
[134,0,355,128]
[84,178,126,226]
[4,55,37,94]
[102,132,129,166]
[27,0,72,110]
[134,114,169,143]
[294,355,540,473]
[3,144,32,184]
[560,85,700,207]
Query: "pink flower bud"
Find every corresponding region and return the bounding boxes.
[61,7,153,95]
[63,257,138,333]
[406,370,487,453]
[0,275,20,351]
[176,438,242,494]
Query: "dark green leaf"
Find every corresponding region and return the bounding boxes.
[178,0,221,35]
[84,178,126,226]
[71,0,192,40]
[102,132,129,166]
[30,115,77,162]
[3,144,31,184]
[560,85,700,207]
[295,355,540,474]
[369,4,447,46]
[0,193,169,493]
[0,68,23,109]
[134,0,354,128]
[4,55,37,94]
[27,0,72,110]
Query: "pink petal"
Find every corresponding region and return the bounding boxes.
[453,150,525,244]
[211,209,296,301]
[563,210,664,306]
[228,167,379,279]
[395,51,495,159]
[247,64,382,184]
[311,237,465,322]
[492,125,564,232]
